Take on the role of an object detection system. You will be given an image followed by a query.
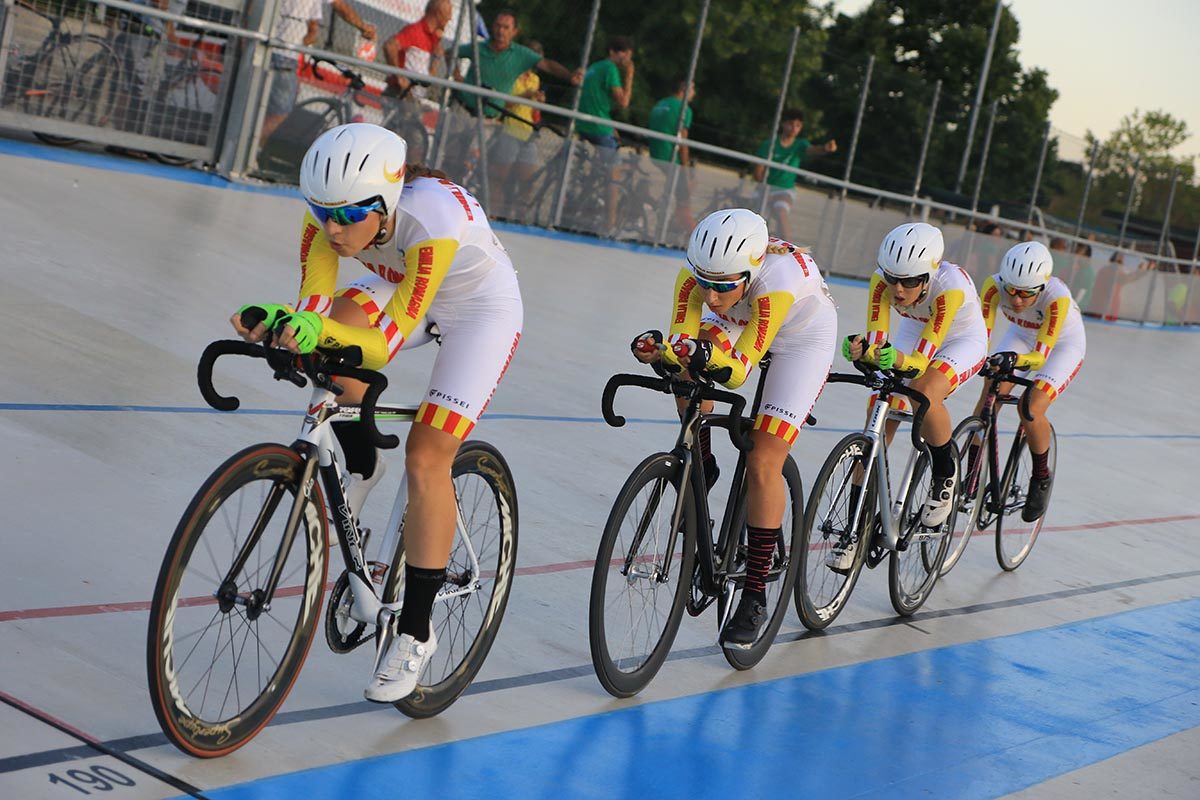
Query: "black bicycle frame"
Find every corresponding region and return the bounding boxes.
[971,371,1037,517]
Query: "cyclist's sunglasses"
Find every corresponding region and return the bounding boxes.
[881,271,928,289]
[694,273,748,293]
[1004,284,1043,299]
[307,197,385,226]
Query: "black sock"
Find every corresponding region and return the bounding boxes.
[1030,448,1050,480]
[929,442,954,481]
[332,421,377,478]
[395,564,445,642]
[743,526,779,598]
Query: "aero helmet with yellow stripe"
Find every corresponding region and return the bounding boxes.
[686,208,770,283]
[300,123,408,216]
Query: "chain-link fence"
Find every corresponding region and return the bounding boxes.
[2,0,1196,326]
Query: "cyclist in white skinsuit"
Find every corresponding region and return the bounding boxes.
[841,223,987,569]
[632,209,837,648]
[976,240,1086,522]
[230,123,522,704]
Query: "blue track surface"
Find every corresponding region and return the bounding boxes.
[201,598,1200,800]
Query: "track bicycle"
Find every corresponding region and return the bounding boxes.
[589,353,807,697]
[939,365,1054,574]
[146,317,517,757]
[794,361,956,630]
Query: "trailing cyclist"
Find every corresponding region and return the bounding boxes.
[230,122,522,704]
[975,240,1085,522]
[841,222,987,567]
[631,208,837,648]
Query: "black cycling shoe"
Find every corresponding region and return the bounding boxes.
[703,455,720,492]
[720,592,768,650]
[1021,475,1053,522]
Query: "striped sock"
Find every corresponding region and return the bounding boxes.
[744,525,780,597]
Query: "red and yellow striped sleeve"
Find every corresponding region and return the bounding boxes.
[902,289,965,376]
[979,275,1001,341]
[314,238,458,370]
[1018,295,1070,371]
[667,267,705,345]
[297,211,339,315]
[707,290,793,389]
[865,272,891,346]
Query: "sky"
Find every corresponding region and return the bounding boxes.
[829,0,1200,162]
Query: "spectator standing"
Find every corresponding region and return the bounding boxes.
[454,10,581,117]
[1069,240,1096,310]
[647,75,696,229]
[383,0,452,100]
[488,40,546,218]
[576,35,635,233]
[260,0,376,144]
[753,109,836,242]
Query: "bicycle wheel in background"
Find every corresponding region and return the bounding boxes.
[996,424,1056,571]
[719,454,805,670]
[146,443,328,757]
[794,433,875,630]
[25,37,120,143]
[589,452,696,698]
[383,441,519,718]
[890,446,954,616]
[937,417,988,576]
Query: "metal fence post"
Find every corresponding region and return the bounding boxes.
[219,0,280,177]
[551,0,601,228]
[757,25,801,217]
[656,0,711,247]
[1141,166,1180,324]
[467,0,491,209]
[955,0,1003,194]
[0,0,16,96]
[910,79,941,214]
[430,0,470,170]
[839,53,874,200]
[1072,142,1099,238]
[1026,120,1051,225]
[969,100,998,220]
[1116,157,1140,249]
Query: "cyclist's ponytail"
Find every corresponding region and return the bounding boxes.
[766,241,810,256]
[405,164,450,182]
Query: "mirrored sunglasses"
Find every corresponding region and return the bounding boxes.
[307,198,385,226]
[881,271,928,289]
[694,273,748,293]
[1004,284,1043,299]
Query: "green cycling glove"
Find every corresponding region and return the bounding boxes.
[277,311,323,353]
[874,342,898,370]
[237,303,291,331]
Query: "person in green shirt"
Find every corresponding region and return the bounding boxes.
[753,108,837,242]
[454,10,581,118]
[576,35,635,233]
[647,75,697,229]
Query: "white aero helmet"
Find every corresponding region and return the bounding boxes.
[999,241,1053,290]
[300,123,408,216]
[686,208,770,281]
[877,222,944,278]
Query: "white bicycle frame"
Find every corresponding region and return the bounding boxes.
[847,396,929,551]
[294,384,486,630]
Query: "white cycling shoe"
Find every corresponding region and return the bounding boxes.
[364,625,437,704]
[921,475,957,528]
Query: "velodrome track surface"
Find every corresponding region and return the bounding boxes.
[1,140,1198,799]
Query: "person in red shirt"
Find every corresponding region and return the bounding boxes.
[384,0,452,98]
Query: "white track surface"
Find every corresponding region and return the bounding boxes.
[1,150,1198,799]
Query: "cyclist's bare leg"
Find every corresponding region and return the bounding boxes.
[402,423,460,568]
[1021,387,1054,454]
[909,369,953,447]
[745,431,788,528]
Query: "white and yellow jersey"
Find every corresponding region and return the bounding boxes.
[666,239,836,389]
[979,274,1085,372]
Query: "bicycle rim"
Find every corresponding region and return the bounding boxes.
[938,418,987,576]
[146,444,327,757]
[795,433,874,631]
[388,441,519,718]
[996,425,1055,570]
[589,452,695,698]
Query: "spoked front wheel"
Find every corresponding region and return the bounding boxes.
[383,440,519,718]
[937,417,987,576]
[719,454,805,670]
[995,424,1056,571]
[589,452,696,698]
[146,443,328,757]
[890,447,955,615]
[794,433,875,630]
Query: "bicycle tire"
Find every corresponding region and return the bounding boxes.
[589,452,696,698]
[719,454,805,670]
[146,443,328,757]
[382,440,518,718]
[995,423,1056,571]
[794,433,876,631]
[889,446,955,615]
[23,37,119,132]
[936,417,988,576]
